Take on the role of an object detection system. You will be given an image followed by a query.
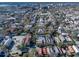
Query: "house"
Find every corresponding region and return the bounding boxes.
[48,48,55,57]
[53,46,60,56]
[36,36,46,45]
[59,35,65,42]
[36,48,43,56]
[37,28,45,34]
[61,48,66,54]
[4,36,14,49]
[12,36,25,45]
[67,45,75,56]
[22,33,31,45]
[36,47,49,56]
[61,33,68,36]
[65,36,72,42]
[72,45,79,55]
[67,46,75,53]
[42,48,48,55]
[54,37,61,45]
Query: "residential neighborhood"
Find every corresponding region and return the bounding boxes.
[0,2,79,57]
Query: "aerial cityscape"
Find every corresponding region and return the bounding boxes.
[0,2,79,57]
